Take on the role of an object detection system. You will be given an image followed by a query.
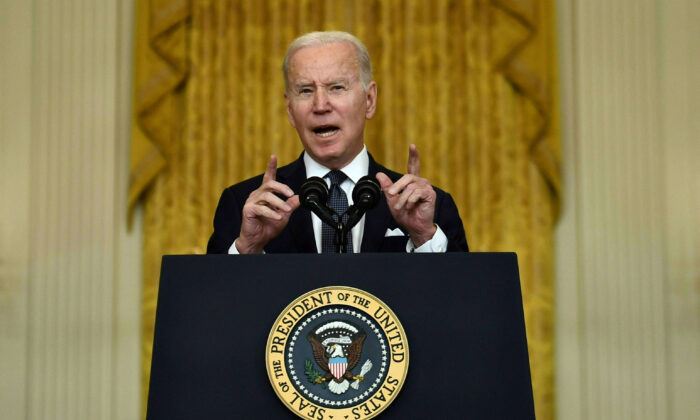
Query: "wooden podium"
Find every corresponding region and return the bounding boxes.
[147,253,535,419]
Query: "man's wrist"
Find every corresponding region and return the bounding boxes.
[408,224,438,248]
[407,224,447,253]
[233,237,264,254]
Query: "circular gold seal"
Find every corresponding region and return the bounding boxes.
[266,286,409,419]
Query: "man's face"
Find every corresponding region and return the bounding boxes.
[285,42,377,170]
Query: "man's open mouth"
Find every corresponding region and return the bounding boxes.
[313,125,339,138]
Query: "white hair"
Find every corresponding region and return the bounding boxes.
[282,31,373,91]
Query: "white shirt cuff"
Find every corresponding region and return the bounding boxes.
[406,225,448,253]
[228,239,240,254]
[228,238,266,254]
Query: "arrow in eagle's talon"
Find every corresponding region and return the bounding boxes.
[351,360,373,389]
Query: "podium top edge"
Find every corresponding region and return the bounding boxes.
[160,253,519,264]
[162,252,517,258]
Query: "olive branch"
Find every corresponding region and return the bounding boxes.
[304,359,327,389]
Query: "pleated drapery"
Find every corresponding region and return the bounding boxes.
[131,1,560,418]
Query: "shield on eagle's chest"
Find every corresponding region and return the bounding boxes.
[328,357,348,380]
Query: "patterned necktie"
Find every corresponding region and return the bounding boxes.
[321,170,353,253]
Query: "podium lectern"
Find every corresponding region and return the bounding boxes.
[147,253,535,419]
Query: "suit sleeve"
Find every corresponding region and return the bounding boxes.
[206,187,243,254]
[434,190,469,252]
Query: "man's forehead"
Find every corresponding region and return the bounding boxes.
[287,42,360,79]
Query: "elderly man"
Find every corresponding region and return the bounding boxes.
[207,31,468,254]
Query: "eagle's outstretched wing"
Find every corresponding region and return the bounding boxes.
[346,333,366,370]
[307,334,330,372]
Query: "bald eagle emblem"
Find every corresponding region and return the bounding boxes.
[306,321,373,395]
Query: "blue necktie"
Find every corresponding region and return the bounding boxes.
[322,170,353,253]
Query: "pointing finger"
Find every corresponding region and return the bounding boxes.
[407,144,420,176]
[262,155,278,183]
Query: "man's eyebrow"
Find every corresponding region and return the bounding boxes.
[292,79,350,90]
[293,82,314,90]
[325,79,349,85]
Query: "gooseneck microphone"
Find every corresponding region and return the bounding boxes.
[352,176,382,210]
[345,176,382,230]
[299,175,383,253]
[299,176,337,228]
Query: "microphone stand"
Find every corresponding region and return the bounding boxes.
[335,222,348,254]
[300,175,381,254]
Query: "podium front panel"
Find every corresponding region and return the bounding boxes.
[147,253,535,419]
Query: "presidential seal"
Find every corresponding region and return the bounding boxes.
[266,286,409,419]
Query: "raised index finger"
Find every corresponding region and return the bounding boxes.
[407,144,421,176]
[262,155,278,183]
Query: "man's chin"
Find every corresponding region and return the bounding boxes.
[308,150,351,169]
[301,138,363,168]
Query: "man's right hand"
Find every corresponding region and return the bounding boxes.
[235,155,300,254]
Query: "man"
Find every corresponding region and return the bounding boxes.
[207,31,468,254]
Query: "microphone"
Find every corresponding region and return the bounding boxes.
[299,176,337,228]
[345,175,382,230]
[352,175,382,211]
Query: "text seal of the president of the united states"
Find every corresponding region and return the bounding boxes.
[266,286,409,419]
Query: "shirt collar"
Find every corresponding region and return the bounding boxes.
[303,146,369,184]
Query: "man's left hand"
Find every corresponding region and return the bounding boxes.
[376,144,437,248]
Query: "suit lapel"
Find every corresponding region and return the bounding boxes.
[277,155,317,253]
[360,156,400,252]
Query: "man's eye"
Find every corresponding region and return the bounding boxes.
[299,88,313,95]
[331,85,345,91]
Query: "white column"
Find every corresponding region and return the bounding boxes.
[659,1,700,418]
[0,1,33,418]
[556,0,700,419]
[0,0,141,419]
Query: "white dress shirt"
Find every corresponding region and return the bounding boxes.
[229,146,447,254]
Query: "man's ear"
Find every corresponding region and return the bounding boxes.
[365,81,377,119]
[285,93,297,128]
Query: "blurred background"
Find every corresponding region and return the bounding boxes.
[1,0,697,419]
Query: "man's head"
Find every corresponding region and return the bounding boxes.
[283,32,373,91]
[283,31,377,170]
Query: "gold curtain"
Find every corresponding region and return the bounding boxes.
[131,0,559,418]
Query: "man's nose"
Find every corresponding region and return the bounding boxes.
[312,89,331,113]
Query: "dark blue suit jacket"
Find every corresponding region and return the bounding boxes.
[207,154,468,253]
